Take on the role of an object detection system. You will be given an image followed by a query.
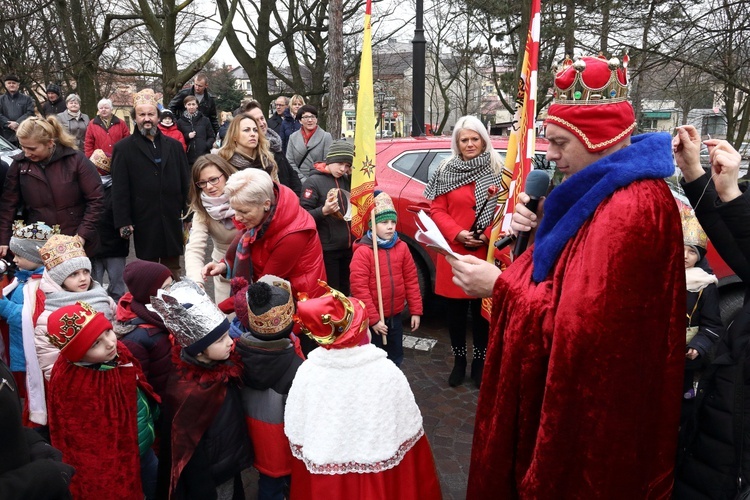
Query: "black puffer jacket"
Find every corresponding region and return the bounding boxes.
[0,359,72,499]
[299,163,352,252]
[169,87,219,134]
[92,178,129,258]
[177,111,215,165]
[675,176,750,499]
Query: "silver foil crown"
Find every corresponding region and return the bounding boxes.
[149,278,227,348]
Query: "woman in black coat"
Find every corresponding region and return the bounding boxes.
[177,96,215,165]
[673,125,750,499]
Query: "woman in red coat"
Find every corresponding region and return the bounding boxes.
[202,168,326,300]
[423,115,504,388]
[83,98,130,157]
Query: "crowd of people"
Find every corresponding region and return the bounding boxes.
[1,51,750,500]
[0,73,443,499]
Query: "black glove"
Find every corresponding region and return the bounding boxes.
[47,459,76,486]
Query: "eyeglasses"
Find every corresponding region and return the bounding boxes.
[275,103,287,107]
[301,115,317,120]
[196,174,224,189]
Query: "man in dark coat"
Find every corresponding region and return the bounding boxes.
[168,73,219,134]
[267,96,287,135]
[40,84,66,117]
[112,89,190,280]
[0,74,35,146]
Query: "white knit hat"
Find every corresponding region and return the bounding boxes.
[39,234,91,286]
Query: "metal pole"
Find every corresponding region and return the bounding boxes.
[411,0,426,137]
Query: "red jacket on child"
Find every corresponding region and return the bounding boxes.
[158,123,188,151]
[350,234,423,324]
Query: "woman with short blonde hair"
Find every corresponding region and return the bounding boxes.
[202,168,326,305]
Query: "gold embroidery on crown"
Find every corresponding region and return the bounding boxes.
[545,116,636,150]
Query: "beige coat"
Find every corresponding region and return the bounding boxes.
[184,211,238,303]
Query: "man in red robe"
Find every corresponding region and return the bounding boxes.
[450,56,685,498]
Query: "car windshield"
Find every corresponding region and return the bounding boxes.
[0,136,16,153]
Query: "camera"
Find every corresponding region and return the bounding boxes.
[121,227,132,238]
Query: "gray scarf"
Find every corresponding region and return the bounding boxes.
[44,281,114,320]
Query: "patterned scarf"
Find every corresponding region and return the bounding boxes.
[423,152,503,232]
[228,152,279,182]
[182,109,199,121]
[235,203,277,261]
[201,192,236,229]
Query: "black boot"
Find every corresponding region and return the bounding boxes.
[449,356,467,387]
[471,358,485,389]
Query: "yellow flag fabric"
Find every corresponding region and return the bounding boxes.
[350,1,377,239]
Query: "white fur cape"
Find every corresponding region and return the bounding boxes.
[284,343,424,474]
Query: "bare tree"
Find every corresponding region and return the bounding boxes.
[133,0,239,102]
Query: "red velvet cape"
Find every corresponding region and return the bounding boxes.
[468,180,686,498]
[289,434,442,500]
[166,345,244,496]
[48,341,157,500]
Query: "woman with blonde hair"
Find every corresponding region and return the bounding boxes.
[201,168,326,301]
[281,94,305,152]
[0,116,103,256]
[423,115,504,389]
[219,113,279,182]
[184,154,239,301]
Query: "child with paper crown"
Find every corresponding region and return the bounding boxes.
[284,281,441,500]
[152,279,252,499]
[680,207,723,419]
[0,221,57,423]
[46,301,160,500]
[235,275,304,500]
[34,233,116,383]
[350,190,422,367]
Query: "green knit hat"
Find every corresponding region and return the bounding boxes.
[326,140,354,166]
[370,190,397,227]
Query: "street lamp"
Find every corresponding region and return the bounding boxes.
[377,89,386,138]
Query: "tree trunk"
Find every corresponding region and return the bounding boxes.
[327,0,344,139]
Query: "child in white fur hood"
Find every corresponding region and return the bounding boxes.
[284,281,442,500]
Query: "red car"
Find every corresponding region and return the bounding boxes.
[374,136,744,322]
[373,135,552,300]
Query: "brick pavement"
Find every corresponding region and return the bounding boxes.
[402,314,478,500]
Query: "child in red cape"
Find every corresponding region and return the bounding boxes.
[47,301,160,500]
[285,281,442,500]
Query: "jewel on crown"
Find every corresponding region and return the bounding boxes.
[12,220,60,241]
[552,53,630,105]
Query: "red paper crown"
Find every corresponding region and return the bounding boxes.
[294,280,368,349]
[47,301,113,362]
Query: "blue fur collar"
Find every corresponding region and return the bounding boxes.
[532,132,675,282]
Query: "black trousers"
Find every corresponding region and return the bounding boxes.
[443,297,488,360]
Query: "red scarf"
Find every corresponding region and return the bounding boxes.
[301,126,317,145]
[167,345,244,496]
